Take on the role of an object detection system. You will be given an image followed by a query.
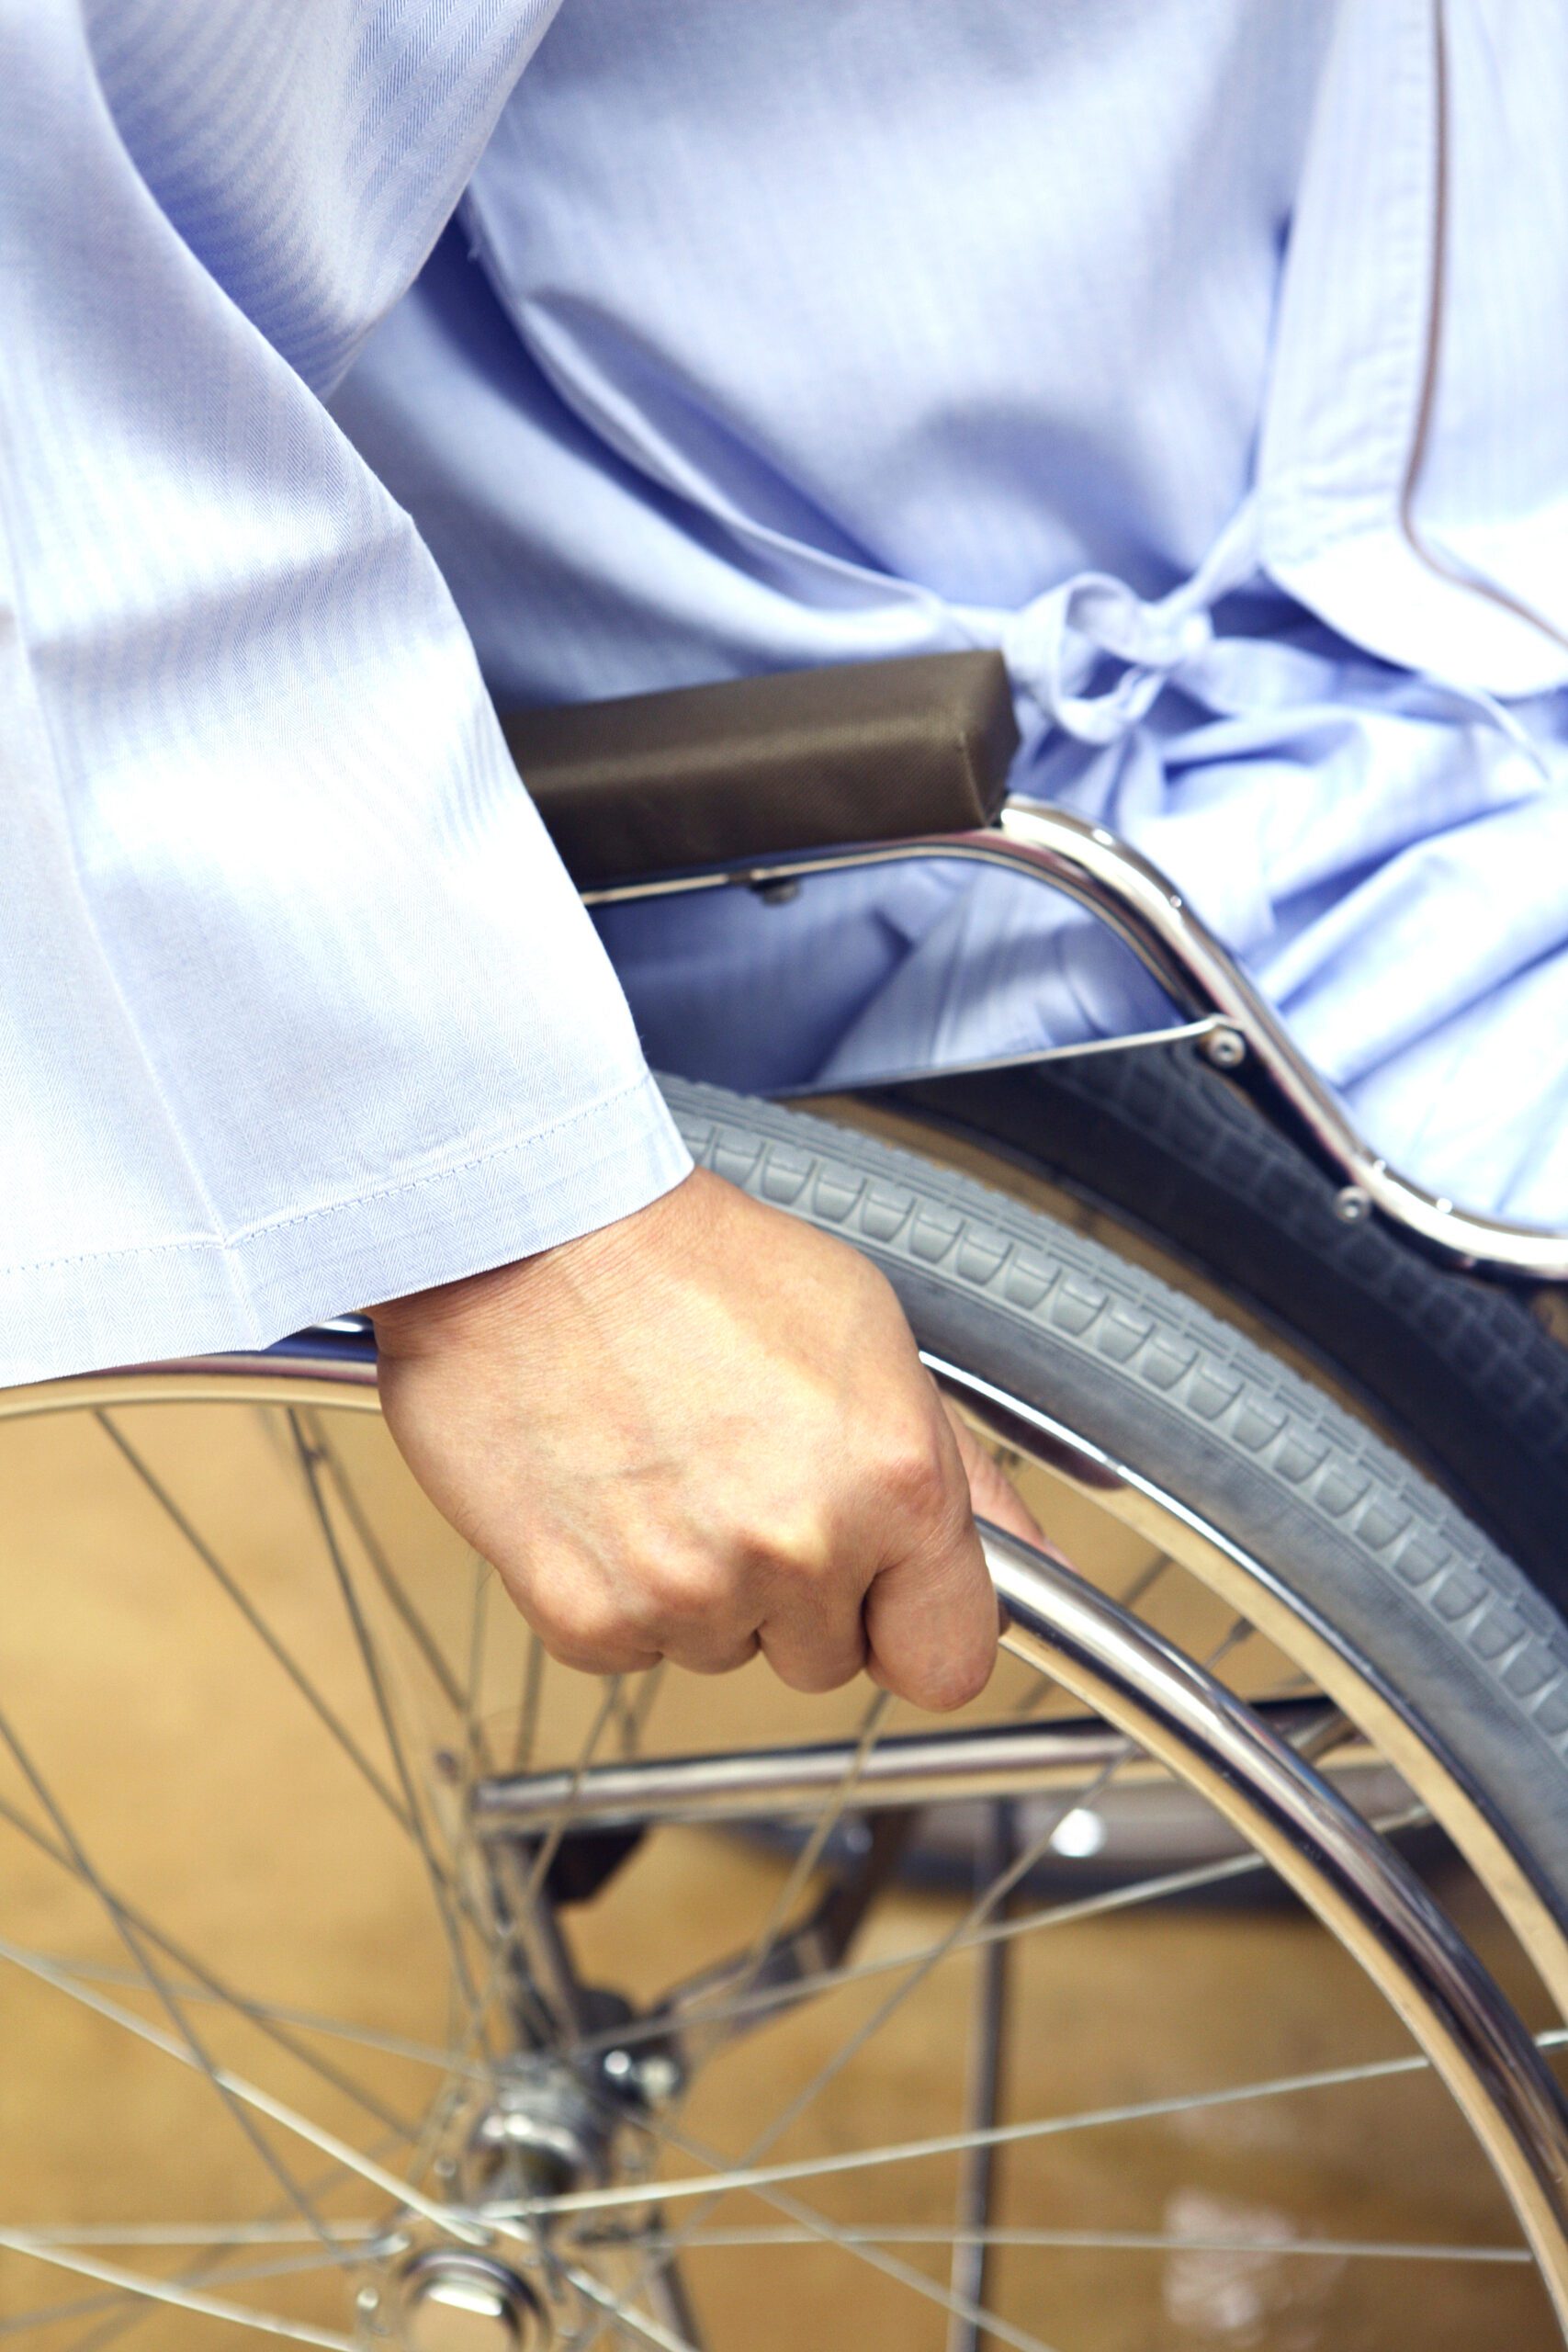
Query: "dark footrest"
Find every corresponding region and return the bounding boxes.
[500,650,1019,890]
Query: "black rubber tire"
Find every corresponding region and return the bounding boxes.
[868,1046,1568,1614]
[660,1075,1568,1917]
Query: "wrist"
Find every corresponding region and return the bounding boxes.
[368,1253,535,1358]
[368,1170,706,1359]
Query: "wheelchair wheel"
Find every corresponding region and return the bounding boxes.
[3,1075,1568,2351]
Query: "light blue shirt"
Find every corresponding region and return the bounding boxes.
[334,0,1568,1227]
[6,2,1567,1386]
[1,1,689,1385]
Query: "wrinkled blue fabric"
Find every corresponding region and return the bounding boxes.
[333,0,1568,1227]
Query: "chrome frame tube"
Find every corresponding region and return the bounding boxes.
[471,1715,1150,1834]
[583,798,1568,1281]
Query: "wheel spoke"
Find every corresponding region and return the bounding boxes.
[689,1750,1129,2167]
[521,1679,628,1913]
[1202,1610,1258,1677]
[0,1934,484,2241]
[287,1415,491,2041]
[513,1634,547,1772]
[96,1415,410,1832]
[6,2224,389,2249]
[0,2229,359,2350]
[564,2262,701,2352]
[0,1703,344,2259]
[596,2224,1532,2264]
[525,2047,1440,2221]
[51,2130,422,2352]
[18,1939,480,2084]
[558,1801,1428,2068]
[398,1674,636,2213]
[596,2109,1070,2352]
[462,1555,494,1779]
[0,1794,417,2137]
[303,1411,467,1714]
[624,1667,666,1753]
[637,2232,708,2352]
[4,1340,1551,2352]
[0,2239,400,2352]
[727,1690,893,2023]
[628,1687,898,2324]
[946,1802,1013,2352]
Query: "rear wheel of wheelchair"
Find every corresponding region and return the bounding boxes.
[4,1074,1568,2350]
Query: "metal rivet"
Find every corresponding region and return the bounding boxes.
[1333,1185,1372,1225]
[1203,1026,1246,1070]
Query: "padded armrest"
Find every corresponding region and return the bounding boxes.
[500,651,1019,889]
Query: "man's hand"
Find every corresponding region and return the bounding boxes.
[371,1167,1042,1713]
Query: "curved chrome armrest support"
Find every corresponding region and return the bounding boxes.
[994,797,1568,1280]
[585,797,1568,1279]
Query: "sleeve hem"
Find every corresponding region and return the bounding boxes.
[0,1070,694,1385]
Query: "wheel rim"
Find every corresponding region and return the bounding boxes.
[0,1346,1564,2349]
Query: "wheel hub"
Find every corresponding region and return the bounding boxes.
[394,2250,547,2352]
[459,2054,617,2204]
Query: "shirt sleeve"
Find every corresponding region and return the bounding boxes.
[0,1,692,1385]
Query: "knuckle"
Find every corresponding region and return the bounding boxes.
[881,1423,953,1521]
[640,1555,721,1631]
[540,1591,631,1668]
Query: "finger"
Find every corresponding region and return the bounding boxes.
[757,1595,870,1696]
[544,1636,664,1679]
[941,1400,1060,1555]
[863,1409,998,1713]
[659,1628,764,1678]
[505,1575,665,1680]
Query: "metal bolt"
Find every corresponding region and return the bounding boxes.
[1203,1025,1246,1070]
[636,2052,682,2107]
[602,2043,682,2109]
[1333,1185,1372,1225]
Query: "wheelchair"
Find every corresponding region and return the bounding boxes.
[6,653,1568,2350]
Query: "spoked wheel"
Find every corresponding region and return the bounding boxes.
[5,1080,1568,2352]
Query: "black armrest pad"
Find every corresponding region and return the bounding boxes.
[500,651,1019,889]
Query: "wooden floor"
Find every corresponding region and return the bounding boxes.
[0,1397,1556,2350]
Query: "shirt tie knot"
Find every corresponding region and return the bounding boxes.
[1001,496,1259,746]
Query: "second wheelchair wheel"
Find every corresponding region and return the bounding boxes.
[1,1074,1565,2350]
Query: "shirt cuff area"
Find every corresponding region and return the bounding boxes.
[0,1069,693,1386]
